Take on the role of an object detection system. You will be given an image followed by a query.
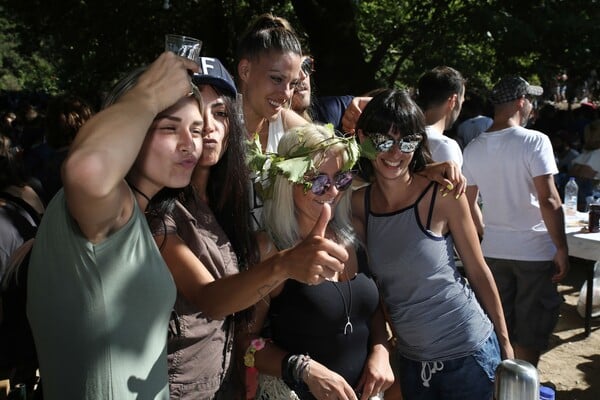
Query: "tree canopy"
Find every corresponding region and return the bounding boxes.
[1,0,598,106]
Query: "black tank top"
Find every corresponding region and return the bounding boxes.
[268,253,379,388]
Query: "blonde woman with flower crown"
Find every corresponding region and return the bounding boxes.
[244,123,394,400]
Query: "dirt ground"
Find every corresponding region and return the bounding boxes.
[537,257,600,400]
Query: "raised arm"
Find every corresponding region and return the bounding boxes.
[62,52,199,242]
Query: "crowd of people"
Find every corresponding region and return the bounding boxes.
[1,10,599,400]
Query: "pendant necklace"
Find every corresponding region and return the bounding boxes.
[330,271,353,335]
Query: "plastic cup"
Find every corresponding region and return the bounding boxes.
[165,34,202,63]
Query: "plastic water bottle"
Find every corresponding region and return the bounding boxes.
[564,177,578,216]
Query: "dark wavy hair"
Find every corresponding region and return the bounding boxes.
[416,66,465,111]
[236,13,302,61]
[45,95,94,149]
[147,86,258,269]
[356,89,432,181]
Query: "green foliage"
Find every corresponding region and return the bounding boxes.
[247,124,360,199]
[0,0,598,103]
[0,11,59,93]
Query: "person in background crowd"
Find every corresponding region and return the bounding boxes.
[570,119,600,180]
[290,55,371,134]
[463,76,569,367]
[27,52,203,399]
[353,89,512,400]
[549,129,580,196]
[37,94,95,203]
[1,112,18,143]
[415,66,465,167]
[246,124,394,400]
[455,92,492,150]
[0,143,44,281]
[569,119,600,206]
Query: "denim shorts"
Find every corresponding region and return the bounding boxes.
[395,332,500,400]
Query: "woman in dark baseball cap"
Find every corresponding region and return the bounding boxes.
[146,56,348,400]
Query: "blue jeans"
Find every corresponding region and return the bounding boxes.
[395,332,500,400]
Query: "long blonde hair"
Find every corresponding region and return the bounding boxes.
[261,124,356,250]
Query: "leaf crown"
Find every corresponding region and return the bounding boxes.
[247,124,361,200]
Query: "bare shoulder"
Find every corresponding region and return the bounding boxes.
[351,186,368,243]
[281,108,309,129]
[351,185,368,219]
[435,182,471,217]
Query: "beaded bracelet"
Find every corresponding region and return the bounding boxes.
[282,353,311,391]
[244,337,268,368]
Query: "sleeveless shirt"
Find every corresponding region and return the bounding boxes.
[150,199,239,400]
[365,183,492,361]
[268,253,378,388]
[250,112,285,230]
[27,189,175,399]
[266,112,285,153]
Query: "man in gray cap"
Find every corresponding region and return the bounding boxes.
[462,76,569,367]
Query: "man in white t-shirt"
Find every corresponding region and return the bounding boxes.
[416,66,465,167]
[463,76,570,367]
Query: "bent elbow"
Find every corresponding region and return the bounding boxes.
[62,151,115,199]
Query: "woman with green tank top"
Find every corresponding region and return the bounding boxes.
[27,52,203,400]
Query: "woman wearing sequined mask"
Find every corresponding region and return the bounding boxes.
[352,89,513,400]
[244,123,394,400]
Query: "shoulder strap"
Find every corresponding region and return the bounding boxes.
[1,202,37,241]
[424,182,438,230]
[414,181,436,206]
[363,185,372,222]
[0,192,42,226]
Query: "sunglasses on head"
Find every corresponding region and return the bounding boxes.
[306,170,353,196]
[301,57,315,77]
[367,132,422,153]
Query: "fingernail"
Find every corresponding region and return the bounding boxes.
[442,192,448,197]
[446,183,454,190]
[455,193,462,199]
[439,187,445,192]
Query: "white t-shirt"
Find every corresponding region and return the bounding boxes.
[463,126,559,261]
[425,125,463,167]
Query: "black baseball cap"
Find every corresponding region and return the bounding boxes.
[192,57,237,98]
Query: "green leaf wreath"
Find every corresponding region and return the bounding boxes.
[247,124,363,200]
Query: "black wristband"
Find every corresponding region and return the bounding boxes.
[281,353,295,388]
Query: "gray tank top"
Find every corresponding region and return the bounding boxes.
[365,182,492,361]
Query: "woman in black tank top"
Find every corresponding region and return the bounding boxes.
[245,123,394,400]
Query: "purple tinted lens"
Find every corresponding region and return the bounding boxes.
[310,174,331,195]
[335,171,353,191]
